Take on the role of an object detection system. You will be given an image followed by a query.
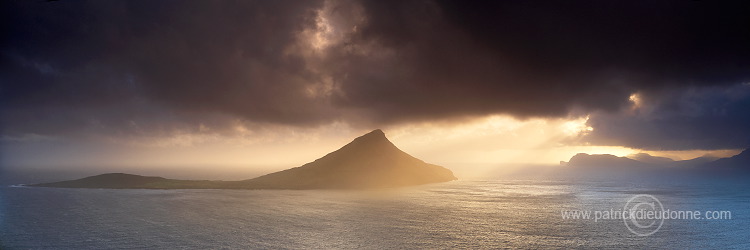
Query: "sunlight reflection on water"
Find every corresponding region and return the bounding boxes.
[1,179,748,249]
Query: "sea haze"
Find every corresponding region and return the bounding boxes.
[1,176,747,249]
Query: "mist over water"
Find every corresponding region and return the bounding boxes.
[1,174,747,249]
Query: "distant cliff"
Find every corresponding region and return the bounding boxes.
[560,149,750,177]
[704,148,750,174]
[31,173,228,189]
[31,130,457,189]
[565,153,650,169]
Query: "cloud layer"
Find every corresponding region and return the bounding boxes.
[2,0,749,150]
[582,84,750,150]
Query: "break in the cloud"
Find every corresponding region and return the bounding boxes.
[2,0,749,150]
[581,83,750,150]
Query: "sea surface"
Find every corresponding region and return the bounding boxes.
[1,176,748,249]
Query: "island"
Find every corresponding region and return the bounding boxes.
[30,129,457,189]
[559,148,750,178]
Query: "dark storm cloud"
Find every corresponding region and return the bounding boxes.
[1,0,327,136]
[580,83,750,150]
[330,0,750,124]
[2,0,750,149]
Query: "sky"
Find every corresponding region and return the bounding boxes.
[1,0,749,179]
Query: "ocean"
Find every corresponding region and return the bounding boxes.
[1,177,748,249]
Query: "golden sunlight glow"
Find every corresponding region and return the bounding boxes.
[32,114,736,180]
[629,93,642,109]
[383,115,639,178]
[389,115,622,164]
[560,116,593,136]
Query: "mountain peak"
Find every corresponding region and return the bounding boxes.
[243,129,456,189]
[369,128,385,135]
[340,129,394,153]
[355,129,386,141]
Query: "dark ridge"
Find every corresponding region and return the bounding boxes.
[700,148,750,174]
[30,173,167,189]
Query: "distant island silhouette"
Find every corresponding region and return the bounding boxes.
[560,148,750,177]
[31,129,457,189]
